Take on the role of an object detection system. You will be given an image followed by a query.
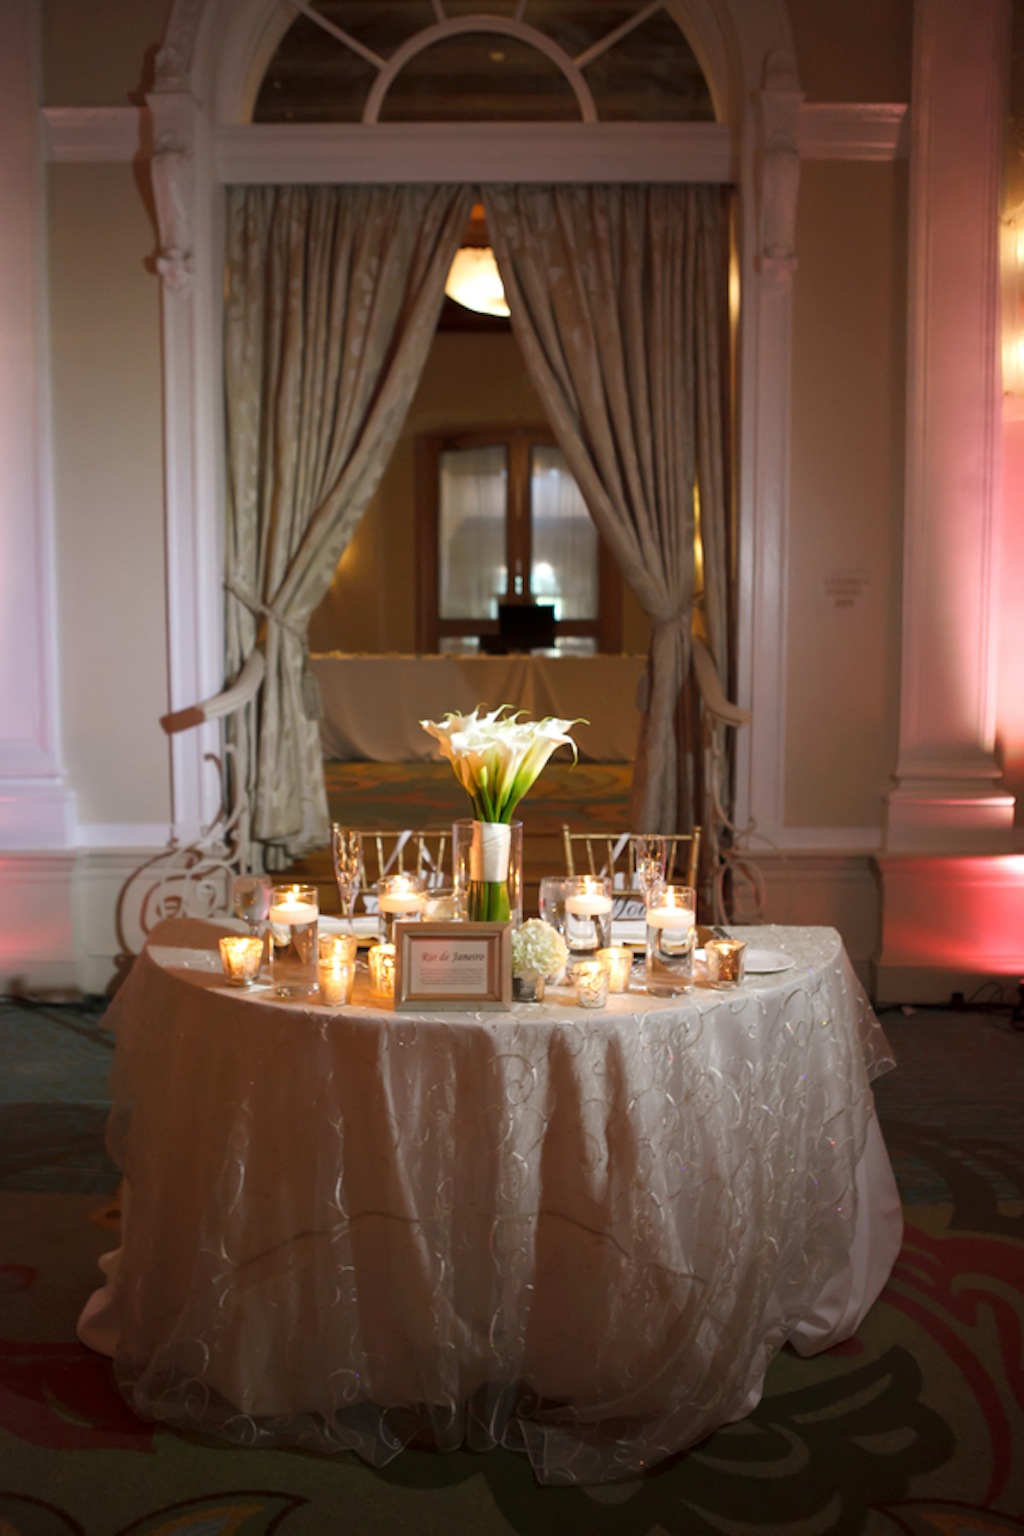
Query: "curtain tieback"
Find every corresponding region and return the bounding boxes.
[225,581,306,645]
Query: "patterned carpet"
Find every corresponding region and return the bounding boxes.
[1,996,1022,1535]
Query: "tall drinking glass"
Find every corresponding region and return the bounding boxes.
[331,826,363,930]
[564,875,613,961]
[269,884,319,998]
[645,884,697,995]
[376,873,426,943]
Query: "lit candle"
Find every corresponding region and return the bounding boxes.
[369,942,396,1000]
[218,934,264,986]
[318,956,355,1006]
[596,945,633,993]
[268,887,319,925]
[574,958,610,1009]
[378,891,424,914]
[704,937,747,989]
[319,932,358,964]
[646,902,696,930]
[565,877,613,917]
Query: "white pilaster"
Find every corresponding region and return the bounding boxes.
[147,79,225,844]
[0,0,77,851]
[887,0,1013,851]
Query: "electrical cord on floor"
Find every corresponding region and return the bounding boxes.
[876,980,1024,1028]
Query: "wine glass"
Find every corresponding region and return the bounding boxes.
[231,874,271,933]
[633,835,668,904]
[331,826,363,931]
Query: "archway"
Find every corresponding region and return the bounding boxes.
[150,0,800,860]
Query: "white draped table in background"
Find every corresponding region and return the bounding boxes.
[310,652,647,761]
[80,919,902,1485]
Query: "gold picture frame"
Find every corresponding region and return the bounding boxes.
[394,921,512,1011]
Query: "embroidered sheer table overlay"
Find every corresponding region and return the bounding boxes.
[79,918,902,1486]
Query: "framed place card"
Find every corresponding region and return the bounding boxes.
[394,921,512,1011]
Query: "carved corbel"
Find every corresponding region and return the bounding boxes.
[150,127,194,293]
[757,51,804,281]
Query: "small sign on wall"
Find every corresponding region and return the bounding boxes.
[821,571,870,611]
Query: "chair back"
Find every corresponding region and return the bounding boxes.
[356,829,452,891]
[561,826,701,896]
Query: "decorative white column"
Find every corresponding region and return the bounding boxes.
[734,52,803,843]
[886,0,1013,851]
[0,0,76,849]
[147,59,225,845]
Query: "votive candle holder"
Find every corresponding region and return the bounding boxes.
[704,937,747,989]
[596,945,633,993]
[368,942,396,1001]
[218,934,264,987]
[318,956,356,1006]
[574,958,611,1009]
[318,932,359,966]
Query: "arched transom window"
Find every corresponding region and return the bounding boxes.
[255,0,714,124]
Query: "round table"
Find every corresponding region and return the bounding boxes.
[79,918,902,1485]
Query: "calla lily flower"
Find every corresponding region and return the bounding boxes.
[420,705,581,823]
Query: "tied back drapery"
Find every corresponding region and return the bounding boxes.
[224,184,474,869]
[482,185,732,834]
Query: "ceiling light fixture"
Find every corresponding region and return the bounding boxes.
[444,246,510,318]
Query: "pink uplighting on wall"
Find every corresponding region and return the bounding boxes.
[881,856,1024,972]
[997,416,1024,833]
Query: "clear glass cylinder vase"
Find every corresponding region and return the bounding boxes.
[452,819,523,925]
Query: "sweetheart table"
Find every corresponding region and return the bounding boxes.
[79,918,902,1485]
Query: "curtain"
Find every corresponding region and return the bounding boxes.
[224,183,474,869]
[482,183,731,834]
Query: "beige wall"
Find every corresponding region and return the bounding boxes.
[41,0,172,105]
[309,329,651,655]
[48,162,170,826]
[786,159,906,829]
[786,0,913,101]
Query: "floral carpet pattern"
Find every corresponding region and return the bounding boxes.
[1,998,1022,1535]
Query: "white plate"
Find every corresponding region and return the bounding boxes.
[743,948,794,974]
[319,915,379,941]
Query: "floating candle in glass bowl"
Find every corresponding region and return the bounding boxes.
[574,957,611,1009]
[597,945,633,993]
[218,934,264,986]
[376,874,426,942]
[269,885,319,998]
[644,885,696,995]
[564,875,613,957]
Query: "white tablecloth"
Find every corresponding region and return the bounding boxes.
[311,653,647,761]
[80,919,902,1485]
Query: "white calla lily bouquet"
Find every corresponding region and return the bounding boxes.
[420,705,581,921]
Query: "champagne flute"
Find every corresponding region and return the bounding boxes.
[331,826,363,932]
[633,835,668,904]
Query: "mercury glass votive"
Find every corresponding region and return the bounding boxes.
[368,942,396,1001]
[597,945,633,993]
[574,958,611,1009]
[318,932,359,965]
[318,956,355,1006]
[705,937,747,989]
[218,934,264,986]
